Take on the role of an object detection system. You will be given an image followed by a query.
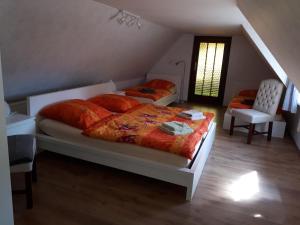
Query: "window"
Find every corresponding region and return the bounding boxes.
[195,42,225,97]
[188,36,231,105]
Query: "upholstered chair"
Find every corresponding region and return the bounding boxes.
[229,79,284,144]
[8,135,36,209]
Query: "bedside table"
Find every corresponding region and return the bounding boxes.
[6,114,36,136]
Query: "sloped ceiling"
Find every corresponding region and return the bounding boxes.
[0,0,179,101]
[97,0,299,90]
[95,0,246,35]
[238,0,300,89]
[1,0,296,101]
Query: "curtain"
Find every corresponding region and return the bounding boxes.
[282,80,299,113]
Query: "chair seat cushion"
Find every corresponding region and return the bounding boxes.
[8,135,35,166]
[231,109,274,124]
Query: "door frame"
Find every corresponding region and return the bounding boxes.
[188,36,232,105]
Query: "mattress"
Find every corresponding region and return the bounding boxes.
[38,118,213,168]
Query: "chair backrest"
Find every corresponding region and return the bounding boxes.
[253,79,284,115]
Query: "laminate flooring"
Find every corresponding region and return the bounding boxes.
[13,104,300,225]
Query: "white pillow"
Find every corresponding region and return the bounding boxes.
[4,101,11,117]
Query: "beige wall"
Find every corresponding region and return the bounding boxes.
[238,0,300,90]
[150,34,276,105]
[0,0,179,101]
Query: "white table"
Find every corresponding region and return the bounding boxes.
[6,114,35,136]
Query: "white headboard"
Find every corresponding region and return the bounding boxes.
[27,80,116,116]
[146,73,182,93]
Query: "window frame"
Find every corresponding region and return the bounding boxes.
[188,36,232,105]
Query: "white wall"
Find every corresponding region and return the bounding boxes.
[238,0,300,90]
[0,54,14,225]
[241,22,288,86]
[0,0,179,101]
[285,108,300,150]
[150,33,276,105]
[9,77,146,115]
[224,35,277,105]
[150,34,194,101]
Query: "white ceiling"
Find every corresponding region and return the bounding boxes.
[95,0,246,35]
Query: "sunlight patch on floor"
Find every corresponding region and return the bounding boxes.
[228,171,260,202]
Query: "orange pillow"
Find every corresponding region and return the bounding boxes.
[143,79,175,90]
[88,94,140,113]
[40,99,112,129]
[229,102,252,109]
[238,89,258,98]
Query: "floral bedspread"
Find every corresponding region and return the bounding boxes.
[83,104,214,159]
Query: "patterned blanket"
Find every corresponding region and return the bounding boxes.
[83,104,214,159]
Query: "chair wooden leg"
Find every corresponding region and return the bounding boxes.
[230,116,235,136]
[247,123,255,144]
[32,158,37,183]
[25,172,33,209]
[268,122,273,141]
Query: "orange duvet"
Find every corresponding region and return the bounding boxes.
[229,96,255,109]
[124,86,172,101]
[83,104,214,159]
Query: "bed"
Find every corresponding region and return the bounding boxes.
[27,81,216,200]
[124,73,180,106]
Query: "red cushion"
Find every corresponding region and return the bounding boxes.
[238,89,258,98]
[143,79,175,90]
[40,99,112,129]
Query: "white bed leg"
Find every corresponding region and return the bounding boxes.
[186,181,196,201]
[185,123,216,201]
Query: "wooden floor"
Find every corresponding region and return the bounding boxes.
[13,104,300,225]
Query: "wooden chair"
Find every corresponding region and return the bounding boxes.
[229,79,284,144]
[8,135,36,209]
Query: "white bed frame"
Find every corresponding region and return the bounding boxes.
[27,81,216,200]
[129,73,180,106]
